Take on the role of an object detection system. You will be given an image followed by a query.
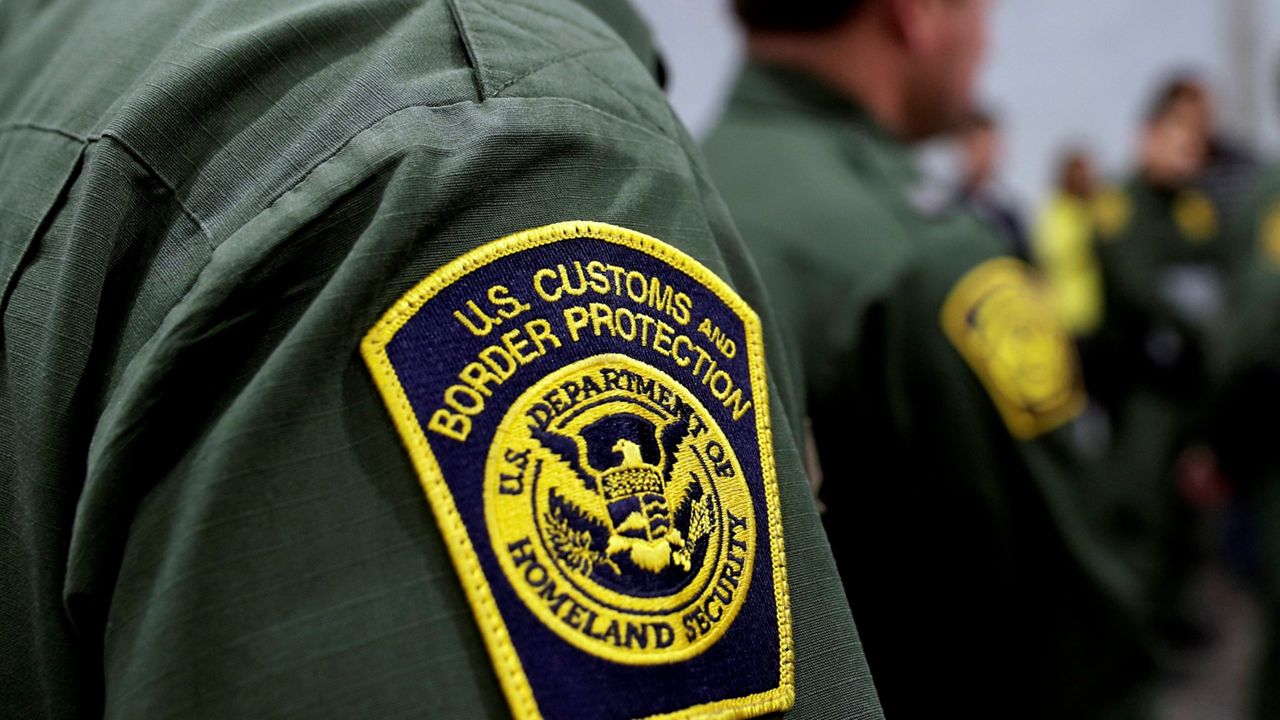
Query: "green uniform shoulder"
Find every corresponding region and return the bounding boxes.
[707,119,912,294]
[1234,162,1280,263]
[1246,162,1280,201]
[1219,163,1280,376]
[1097,176,1220,247]
[705,63,1008,296]
[705,64,918,394]
[1,3,883,719]
[450,0,678,137]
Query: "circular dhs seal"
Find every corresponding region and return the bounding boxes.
[972,283,1076,410]
[485,354,756,665]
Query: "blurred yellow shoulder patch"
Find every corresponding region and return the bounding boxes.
[1261,200,1280,268]
[1092,188,1132,241]
[941,258,1086,439]
[1173,190,1217,244]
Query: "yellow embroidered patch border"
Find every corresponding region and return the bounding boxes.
[941,258,1087,439]
[361,221,793,720]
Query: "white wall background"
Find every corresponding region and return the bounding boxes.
[634,0,1280,214]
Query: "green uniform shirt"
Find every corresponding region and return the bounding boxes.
[1093,178,1225,398]
[0,2,882,718]
[1219,165,1280,381]
[705,61,1151,719]
[1209,164,1280,720]
[1089,178,1234,627]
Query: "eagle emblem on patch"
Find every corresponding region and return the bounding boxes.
[362,222,792,720]
[490,355,757,664]
[941,258,1086,439]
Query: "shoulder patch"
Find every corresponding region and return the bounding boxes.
[1092,188,1132,241]
[1260,200,1280,269]
[362,221,792,720]
[941,258,1086,439]
[1173,190,1217,244]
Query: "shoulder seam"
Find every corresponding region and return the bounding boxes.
[0,121,87,143]
[97,131,216,247]
[257,95,683,221]
[446,0,489,101]
[489,46,613,96]
[452,0,670,138]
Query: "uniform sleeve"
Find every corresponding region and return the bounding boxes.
[61,96,880,720]
[830,230,1151,717]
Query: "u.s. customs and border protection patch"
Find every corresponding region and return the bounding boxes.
[361,222,792,720]
[941,258,1087,439]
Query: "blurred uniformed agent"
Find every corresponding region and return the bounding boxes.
[1209,64,1280,720]
[1216,161,1280,720]
[1033,150,1105,342]
[1089,86,1241,646]
[1093,81,1226,407]
[704,1,1151,718]
[1152,76,1261,226]
[0,1,885,718]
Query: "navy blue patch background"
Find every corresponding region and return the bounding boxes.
[384,237,781,720]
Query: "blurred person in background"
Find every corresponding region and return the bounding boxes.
[1205,58,1280,720]
[1089,74,1247,671]
[1158,75,1261,227]
[1033,149,1105,347]
[954,109,1032,262]
[1214,173,1280,719]
[1092,76,1220,411]
[703,0,1154,717]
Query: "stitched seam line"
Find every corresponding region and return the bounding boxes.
[257,98,471,215]
[0,122,214,249]
[259,94,683,221]
[95,131,215,247]
[465,0,666,137]
[483,0,616,46]
[0,121,88,143]
[445,0,489,100]
[489,46,613,96]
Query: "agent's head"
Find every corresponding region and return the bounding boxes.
[1146,75,1212,141]
[736,0,993,140]
[733,0,868,32]
[1141,75,1210,186]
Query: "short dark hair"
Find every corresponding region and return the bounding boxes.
[733,0,867,32]
[1145,73,1206,124]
